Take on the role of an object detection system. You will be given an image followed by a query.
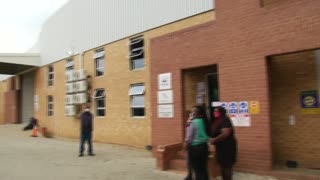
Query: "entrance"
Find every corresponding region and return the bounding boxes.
[182,65,219,122]
[19,71,35,123]
[268,49,320,175]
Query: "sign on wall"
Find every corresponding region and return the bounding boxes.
[230,114,251,127]
[158,90,173,104]
[158,104,174,118]
[249,101,260,114]
[212,101,251,127]
[197,82,206,95]
[228,102,238,114]
[239,101,249,113]
[300,90,320,114]
[158,73,172,90]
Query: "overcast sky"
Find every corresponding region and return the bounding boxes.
[0,0,69,53]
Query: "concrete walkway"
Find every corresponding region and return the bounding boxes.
[0,124,277,180]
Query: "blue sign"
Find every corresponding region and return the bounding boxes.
[301,91,319,108]
[220,102,228,110]
[228,102,238,114]
[239,101,249,113]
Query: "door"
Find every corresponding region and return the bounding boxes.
[21,71,35,123]
[207,73,219,119]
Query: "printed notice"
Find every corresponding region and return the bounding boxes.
[158,90,173,104]
[158,104,174,118]
[158,73,172,90]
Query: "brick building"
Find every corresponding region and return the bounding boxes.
[0,0,214,148]
[0,0,319,178]
[150,0,320,179]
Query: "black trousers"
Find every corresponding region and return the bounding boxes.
[189,143,209,180]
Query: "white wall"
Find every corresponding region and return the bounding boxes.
[38,0,214,66]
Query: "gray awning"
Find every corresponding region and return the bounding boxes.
[0,53,40,75]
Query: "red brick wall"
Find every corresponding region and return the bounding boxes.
[150,0,320,174]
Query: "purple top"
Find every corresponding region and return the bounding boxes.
[185,123,196,144]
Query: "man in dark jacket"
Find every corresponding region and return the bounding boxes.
[79,106,95,157]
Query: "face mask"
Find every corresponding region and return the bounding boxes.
[85,108,90,112]
[214,111,221,118]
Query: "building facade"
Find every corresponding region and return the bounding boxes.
[150,0,320,178]
[0,0,215,149]
[0,0,320,178]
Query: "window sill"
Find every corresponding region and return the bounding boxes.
[131,116,145,119]
[95,75,105,78]
[131,67,145,71]
[95,116,105,119]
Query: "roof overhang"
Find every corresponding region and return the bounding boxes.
[0,53,40,75]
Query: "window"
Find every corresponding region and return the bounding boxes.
[129,84,145,117]
[93,89,105,116]
[48,95,54,116]
[129,36,144,70]
[66,59,74,72]
[48,65,54,86]
[94,50,105,76]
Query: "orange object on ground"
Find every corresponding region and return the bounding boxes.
[31,126,38,137]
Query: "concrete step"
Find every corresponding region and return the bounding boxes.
[169,159,187,171]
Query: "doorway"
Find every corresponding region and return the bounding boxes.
[182,65,219,122]
[268,49,320,175]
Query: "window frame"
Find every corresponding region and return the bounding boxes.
[93,89,105,117]
[94,49,105,77]
[48,65,54,87]
[47,95,54,117]
[129,36,144,70]
[66,59,74,72]
[129,84,145,117]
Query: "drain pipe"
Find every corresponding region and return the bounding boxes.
[79,52,84,69]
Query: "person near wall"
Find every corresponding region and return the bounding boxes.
[210,106,237,180]
[23,117,38,131]
[184,105,209,180]
[79,105,95,157]
[183,111,194,180]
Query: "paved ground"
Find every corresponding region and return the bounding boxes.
[0,124,277,180]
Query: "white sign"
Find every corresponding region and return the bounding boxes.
[158,104,174,118]
[239,101,249,113]
[158,90,173,104]
[158,73,172,90]
[230,113,251,127]
[228,102,238,114]
[196,94,204,104]
[212,101,221,107]
[211,102,228,110]
[197,82,206,95]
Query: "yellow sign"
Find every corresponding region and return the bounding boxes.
[301,108,320,114]
[249,101,260,114]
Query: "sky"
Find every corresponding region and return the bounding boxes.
[0,0,69,53]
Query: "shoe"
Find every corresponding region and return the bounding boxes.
[88,153,95,156]
[78,153,84,157]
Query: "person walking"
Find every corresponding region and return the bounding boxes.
[79,105,95,157]
[210,106,237,180]
[184,105,209,180]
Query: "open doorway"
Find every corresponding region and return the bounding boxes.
[268,49,320,176]
[182,65,218,124]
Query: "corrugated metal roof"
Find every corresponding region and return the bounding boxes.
[38,0,214,66]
